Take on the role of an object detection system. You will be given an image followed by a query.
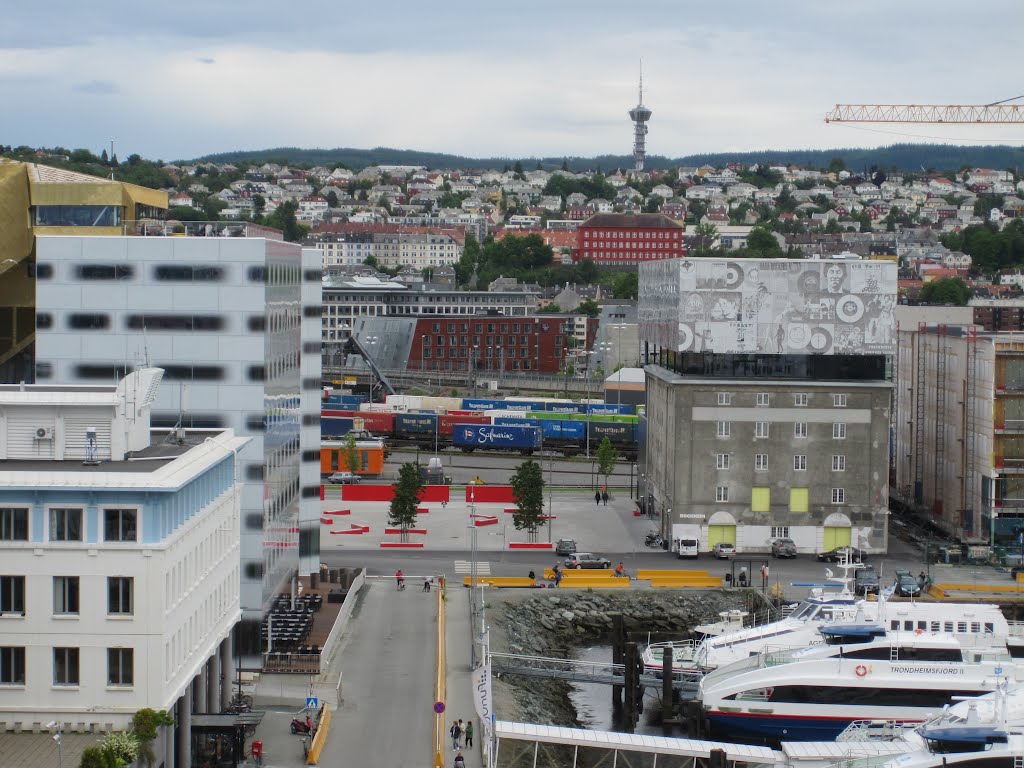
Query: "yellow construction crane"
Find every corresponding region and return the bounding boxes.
[825,99,1024,124]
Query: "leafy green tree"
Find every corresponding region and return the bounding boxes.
[576,298,600,316]
[509,459,545,542]
[343,432,360,475]
[537,303,562,314]
[455,233,480,287]
[263,200,307,242]
[389,463,423,541]
[693,222,719,256]
[612,271,638,299]
[79,746,124,768]
[919,277,971,306]
[253,194,266,218]
[130,708,174,767]
[596,437,619,490]
[100,731,137,767]
[325,190,339,208]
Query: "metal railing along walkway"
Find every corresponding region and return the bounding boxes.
[490,652,700,691]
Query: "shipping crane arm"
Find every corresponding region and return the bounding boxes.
[825,103,1024,124]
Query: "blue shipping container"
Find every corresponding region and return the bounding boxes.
[542,420,586,440]
[545,403,587,414]
[587,404,634,416]
[494,416,541,428]
[453,424,542,450]
[461,398,505,411]
[395,413,438,434]
[321,417,354,438]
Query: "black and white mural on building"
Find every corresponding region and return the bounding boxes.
[639,258,897,355]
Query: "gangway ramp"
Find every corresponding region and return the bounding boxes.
[494,721,781,767]
[490,651,700,691]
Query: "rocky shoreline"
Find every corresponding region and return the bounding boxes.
[488,588,751,727]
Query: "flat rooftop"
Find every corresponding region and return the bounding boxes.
[0,429,222,475]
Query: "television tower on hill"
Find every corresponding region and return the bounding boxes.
[628,62,652,171]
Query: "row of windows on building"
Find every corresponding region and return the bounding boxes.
[582,230,680,240]
[584,241,676,250]
[0,574,133,617]
[37,361,281,383]
[719,392,849,407]
[716,422,850,439]
[716,453,847,471]
[0,507,137,543]
[37,313,279,333]
[425,334,557,348]
[712,486,848,507]
[0,646,133,687]
[35,263,275,283]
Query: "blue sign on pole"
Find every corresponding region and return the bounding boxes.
[434,701,446,714]
[306,697,318,710]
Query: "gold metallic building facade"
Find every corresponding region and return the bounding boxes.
[0,159,167,380]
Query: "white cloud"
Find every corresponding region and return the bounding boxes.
[1,1,1022,160]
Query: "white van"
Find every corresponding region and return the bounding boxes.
[676,538,699,559]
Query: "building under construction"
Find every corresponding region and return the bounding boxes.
[894,316,1024,553]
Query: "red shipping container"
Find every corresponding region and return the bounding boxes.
[358,411,396,434]
[438,413,489,436]
[321,409,356,418]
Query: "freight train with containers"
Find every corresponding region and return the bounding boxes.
[320,392,639,464]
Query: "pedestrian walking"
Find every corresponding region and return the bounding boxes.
[601,490,609,506]
[594,490,601,506]
[465,720,473,748]
[395,569,405,590]
[918,571,927,589]
[423,576,431,592]
[454,751,466,768]
[552,564,562,587]
[450,719,462,750]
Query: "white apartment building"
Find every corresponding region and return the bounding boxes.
[0,368,246,768]
[32,234,322,665]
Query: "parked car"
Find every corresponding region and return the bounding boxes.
[555,538,577,556]
[893,569,922,597]
[770,538,797,558]
[564,552,611,569]
[712,542,736,559]
[854,567,880,596]
[816,546,867,563]
[326,472,361,484]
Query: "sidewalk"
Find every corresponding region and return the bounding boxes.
[443,583,482,768]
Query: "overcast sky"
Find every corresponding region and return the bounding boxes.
[3,1,1022,162]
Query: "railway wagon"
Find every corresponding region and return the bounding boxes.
[320,439,386,475]
[452,423,542,454]
[587,421,637,459]
[321,409,396,436]
[493,416,587,454]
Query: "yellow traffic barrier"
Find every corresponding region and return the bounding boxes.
[543,568,616,580]
[462,576,537,588]
[648,577,724,588]
[305,705,332,765]
[433,585,446,768]
[636,569,710,580]
[558,577,630,588]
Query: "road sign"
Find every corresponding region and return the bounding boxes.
[433,701,445,714]
[306,697,318,710]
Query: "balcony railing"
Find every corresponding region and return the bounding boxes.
[119,220,284,240]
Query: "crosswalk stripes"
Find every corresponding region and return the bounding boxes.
[453,560,491,575]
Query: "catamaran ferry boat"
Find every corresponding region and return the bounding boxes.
[642,564,1024,678]
[698,623,1024,742]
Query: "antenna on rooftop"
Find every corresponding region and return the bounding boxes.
[83,426,100,466]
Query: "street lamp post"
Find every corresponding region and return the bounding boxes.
[471,345,479,398]
[47,721,63,768]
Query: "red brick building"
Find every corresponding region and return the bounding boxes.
[407,315,590,374]
[575,213,685,265]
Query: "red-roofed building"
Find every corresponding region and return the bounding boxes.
[576,213,685,266]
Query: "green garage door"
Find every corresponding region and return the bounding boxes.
[707,524,736,549]
[823,526,851,551]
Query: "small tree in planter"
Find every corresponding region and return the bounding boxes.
[130,708,174,767]
[389,462,423,542]
[509,459,546,543]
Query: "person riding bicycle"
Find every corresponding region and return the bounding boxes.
[614,562,628,579]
